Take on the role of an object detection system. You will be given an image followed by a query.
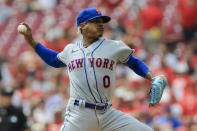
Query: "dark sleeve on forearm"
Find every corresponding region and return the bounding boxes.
[125,55,150,78]
[35,43,66,68]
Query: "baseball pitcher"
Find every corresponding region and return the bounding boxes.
[18,8,167,131]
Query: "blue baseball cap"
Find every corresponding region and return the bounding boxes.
[77,8,111,26]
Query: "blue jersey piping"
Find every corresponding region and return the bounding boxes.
[91,39,105,103]
[78,42,97,103]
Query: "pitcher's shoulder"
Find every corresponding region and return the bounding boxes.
[62,42,79,51]
[104,38,122,45]
[66,42,79,48]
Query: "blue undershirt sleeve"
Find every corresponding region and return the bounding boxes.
[125,55,150,78]
[35,43,66,68]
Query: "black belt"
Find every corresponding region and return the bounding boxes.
[74,100,109,111]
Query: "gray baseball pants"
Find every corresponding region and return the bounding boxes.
[60,98,154,131]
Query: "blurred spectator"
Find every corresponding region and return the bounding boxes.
[152,106,183,130]
[47,109,64,131]
[188,40,197,79]
[0,56,13,87]
[140,0,163,31]
[0,2,14,23]
[139,0,163,52]
[0,87,29,131]
[37,0,58,10]
[177,0,197,43]
[99,0,123,12]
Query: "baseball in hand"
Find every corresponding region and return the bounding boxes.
[17,25,27,33]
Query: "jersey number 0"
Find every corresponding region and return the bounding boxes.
[103,75,110,88]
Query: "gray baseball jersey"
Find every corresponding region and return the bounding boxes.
[57,37,153,131]
[57,37,134,104]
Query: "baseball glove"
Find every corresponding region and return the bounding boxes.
[149,75,167,106]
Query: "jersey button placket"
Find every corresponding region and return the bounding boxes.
[86,52,90,57]
[85,51,91,73]
[86,51,94,82]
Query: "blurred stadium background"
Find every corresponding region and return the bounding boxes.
[0,0,197,131]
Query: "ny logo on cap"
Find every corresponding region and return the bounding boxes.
[96,9,101,14]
